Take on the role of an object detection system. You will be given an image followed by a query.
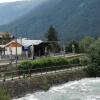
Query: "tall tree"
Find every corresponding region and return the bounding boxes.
[45,26,61,53]
[0,32,13,44]
[86,37,100,77]
[45,26,59,41]
[2,32,11,39]
[87,37,100,64]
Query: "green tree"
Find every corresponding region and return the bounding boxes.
[45,26,61,53]
[65,40,80,53]
[2,32,11,39]
[1,32,13,44]
[86,38,100,77]
[87,37,100,65]
[79,36,94,53]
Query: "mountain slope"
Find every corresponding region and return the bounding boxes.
[0,0,47,25]
[0,0,100,41]
[0,1,33,25]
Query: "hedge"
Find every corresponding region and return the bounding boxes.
[17,57,82,72]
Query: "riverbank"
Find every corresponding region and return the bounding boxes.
[13,78,100,100]
[0,67,88,99]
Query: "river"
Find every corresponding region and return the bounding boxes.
[13,78,100,100]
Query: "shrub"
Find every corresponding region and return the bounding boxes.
[68,57,80,65]
[85,38,100,77]
[85,63,100,77]
[80,56,90,66]
[39,76,50,91]
[0,87,10,100]
[18,57,81,72]
[18,61,32,70]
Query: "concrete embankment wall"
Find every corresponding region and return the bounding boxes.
[0,68,88,98]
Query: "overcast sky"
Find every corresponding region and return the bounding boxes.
[0,0,48,3]
[0,0,46,3]
[0,0,30,3]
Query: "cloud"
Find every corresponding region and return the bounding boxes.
[0,0,27,3]
[0,0,47,4]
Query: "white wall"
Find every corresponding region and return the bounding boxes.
[5,47,22,55]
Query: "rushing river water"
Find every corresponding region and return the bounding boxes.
[13,78,100,100]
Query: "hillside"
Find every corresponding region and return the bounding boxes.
[0,1,34,25]
[0,0,47,25]
[0,0,100,41]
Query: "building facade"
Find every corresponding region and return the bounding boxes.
[2,38,48,59]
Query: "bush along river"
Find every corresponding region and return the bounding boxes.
[13,78,100,100]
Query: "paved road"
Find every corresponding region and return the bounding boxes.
[0,53,84,66]
[0,66,87,82]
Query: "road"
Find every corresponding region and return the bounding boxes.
[0,53,84,66]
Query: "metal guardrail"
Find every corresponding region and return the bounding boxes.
[0,64,87,82]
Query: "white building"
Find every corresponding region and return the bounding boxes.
[4,38,44,57]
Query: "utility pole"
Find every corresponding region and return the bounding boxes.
[15,30,18,67]
[20,37,23,60]
[32,45,34,60]
[9,46,12,64]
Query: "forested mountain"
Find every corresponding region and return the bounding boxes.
[0,0,100,41]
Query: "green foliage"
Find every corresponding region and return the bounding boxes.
[39,76,50,91]
[18,57,81,71]
[80,56,90,66]
[87,38,100,65]
[45,26,61,52]
[86,38,100,77]
[65,40,80,53]
[2,32,11,39]
[68,58,80,65]
[0,87,10,100]
[79,36,94,53]
[18,61,33,70]
[45,26,59,41]
[85,63,100,77]
[0,32,13,45]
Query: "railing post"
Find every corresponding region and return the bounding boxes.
[18,70,21,79]
[12,72,14,80]
[3,73,6,82]
[23,71,25,78]
[55,66,56,73]
[46,67,47,74]
[81,65,83,70]
[84,65,86,69]
[29,69,31,77]
[71,65,72,71]
[41,68,42,75]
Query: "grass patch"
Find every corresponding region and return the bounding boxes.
[0,87,10,100]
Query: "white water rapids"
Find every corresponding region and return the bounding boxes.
[13,78,100,100]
